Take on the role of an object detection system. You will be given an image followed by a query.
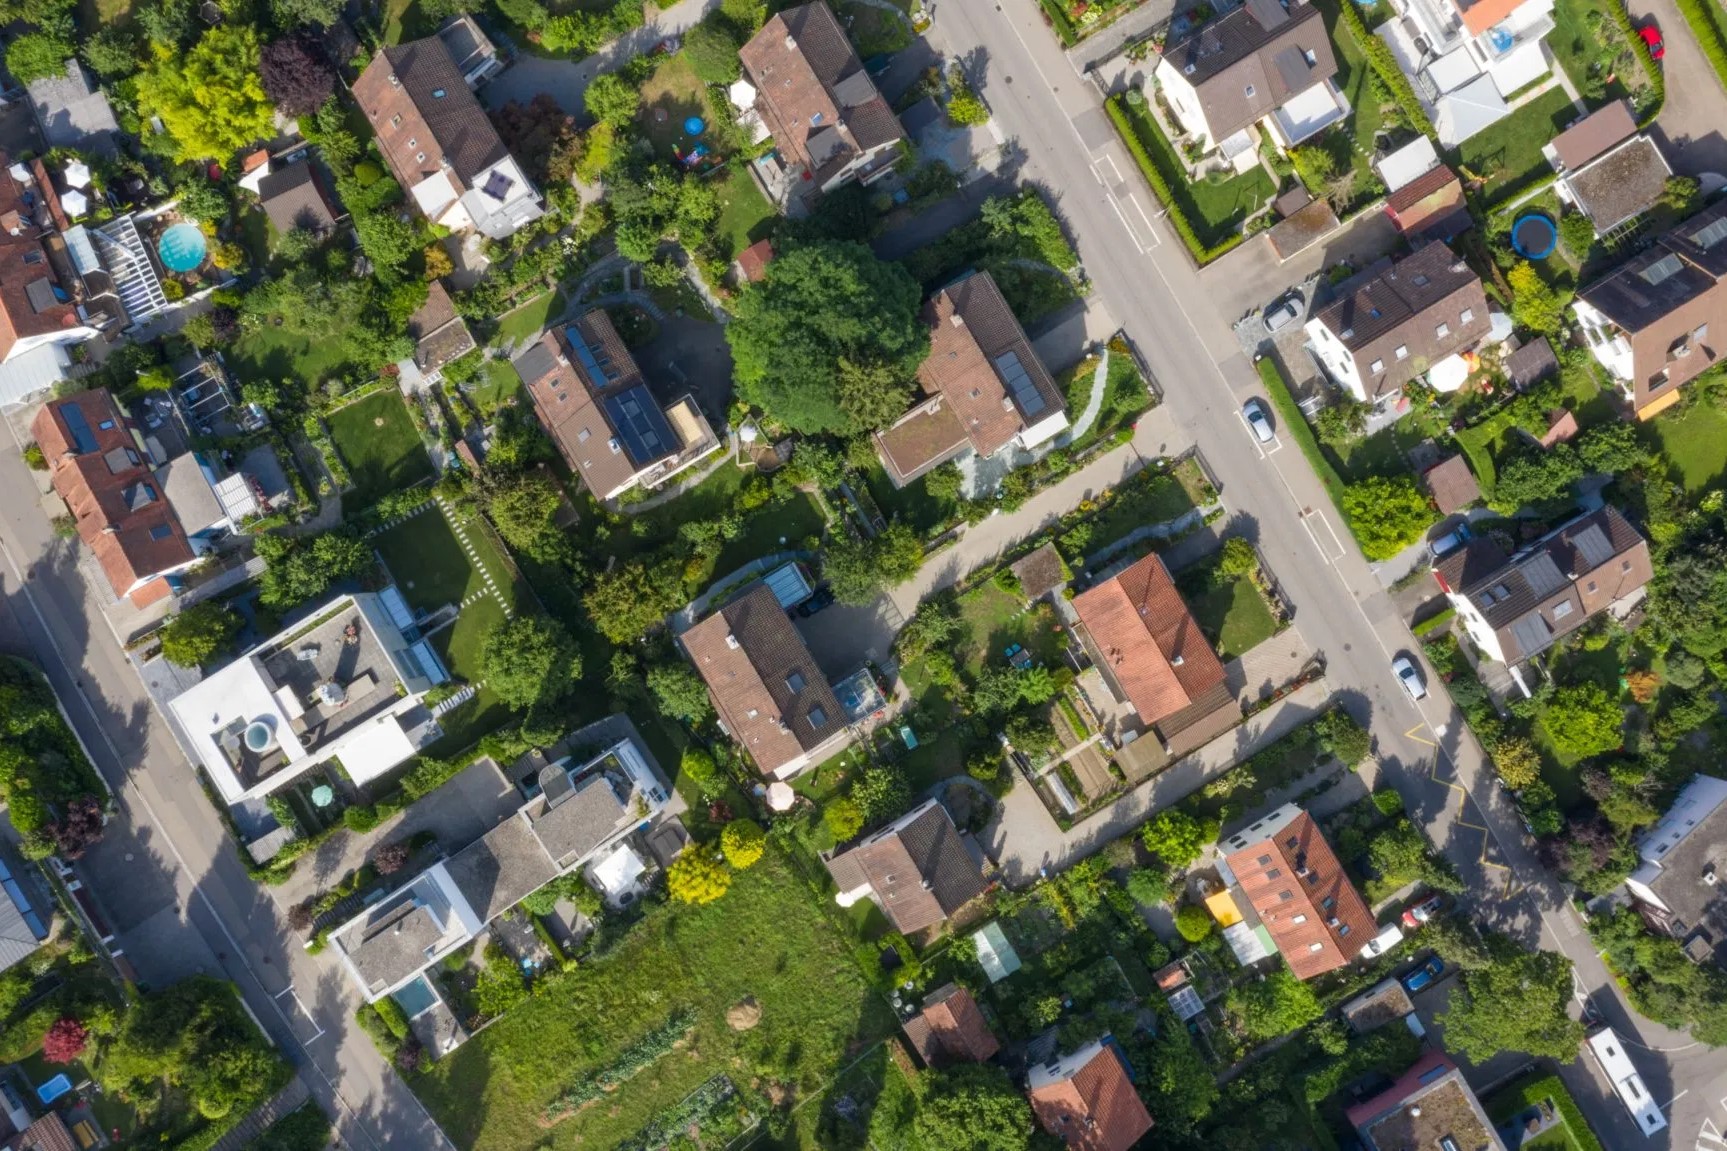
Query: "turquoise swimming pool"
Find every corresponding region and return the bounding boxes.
[158,222,207,273]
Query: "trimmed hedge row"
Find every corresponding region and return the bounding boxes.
[1674,0,1727,98]
[1606,0,1664,125]
[1255,356,1349,511]
[1336,0,1439,144]
[1105,95,1249,266]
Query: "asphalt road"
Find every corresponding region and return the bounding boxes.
[0,428,452,1148]
[928,0,1725,1144]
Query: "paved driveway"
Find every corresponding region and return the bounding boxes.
[1627,0,1727,181]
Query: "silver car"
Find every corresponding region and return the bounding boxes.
[1243,398,1275,443]
[1393,655,1427,701]
[1262,293,1303,332]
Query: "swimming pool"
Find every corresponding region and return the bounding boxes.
[36,1073,71,1106]
[158,222,208,273]
[392,975,438,1020]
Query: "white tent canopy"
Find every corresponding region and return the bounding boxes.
[60,188,88,217]
[63,159,91,188]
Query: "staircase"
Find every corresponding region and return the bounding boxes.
[432,684,480,717]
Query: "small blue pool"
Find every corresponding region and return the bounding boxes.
[392,976,438,1020]
[36,1073,71,1106]
[158,222,208,273]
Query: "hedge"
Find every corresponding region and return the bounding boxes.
[1411,606,1456,637]
[1674,0,1727,98]
[1105,95,1250,266]
[1485,1073,1605,1151]
[1336,0,1438,144]
[242,1103,331,1151]
[1254,356,1349,511]
[1606,0,1664,125]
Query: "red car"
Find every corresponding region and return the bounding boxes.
[1640,22,1665,60]
[1402,894,1447,929]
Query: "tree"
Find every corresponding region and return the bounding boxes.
[646,663,713,723]
[1342,475,1432,560]
[134,27,275,161]
[825,797,863,841]
[1491,446,1582,512]
[1175,903,1213,942]
[945,66,989,126]
[479,616,582,712]
[354,211,420,282]
[1578,422,1647,475]
[1368,820,1462,892]
[679,745,718,789]
[259,35,335,118]
[1489,736,1541,790]
[1217,537,1257,578]
[1440,946,1585,1062]
[1508,262,1570,335]
[1226,966,1322,1041]
[1126,867,1170,906]
[1559,211,1594,258]
[1141,808,1214,869]
[1539,683,1623,759]
[6,30,72,85]
[912,1065,1035,1151]
[583,559,684,643]
[82,26,140,78]
[851,763,911,825]
[584,73,639,127]
[666,849,730,904]
[728,241,927,433]
[50,796,103,859]
[835,355,915,432]
[42,1017,88,1064]
[1426,912,1493,971]
[136,0,196,49]
[490,95,583,186]
[423,243,454,280]
[159,602,241,668]
[255,529,370,608]
[484,474,565,563]
[270,0,341,27]
[684,17,741,84]
[373,842,409,875]
[1313,708,1370,765]
[720,818,765,869]
[895,595,961,662]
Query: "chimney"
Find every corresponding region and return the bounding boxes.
[949,313,965,327]
[725,633,740,649]
[784,33,796,49]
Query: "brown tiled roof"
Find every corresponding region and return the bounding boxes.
[1385,165,1467,238]
[0,162,81,361]
[1029,1042,1154,1151]
[1224,807,1375,979]
[354,36,508,197]
[873,396,968,485]
[409,281,476,372]
[823,801,986,933]
[1163,0,1339,142]
[1550,99,1637,171]
[1565,136,1670,232]
[739,2,906,187]
[1310,243,1492,399]
[31,389,194,603]
[258,160,337,236]
[736,237,774,282]
[919,271,1065,458]
[683,582,847,775]
[902,983,999,1066]
[1422,454,1480,514]
[1266,197,1339,260]
[1539,409,1579,448]
[1011,543,1068,601]
[1072,552,1226,727]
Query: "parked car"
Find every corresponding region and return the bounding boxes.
[1400,956,1445,994]
[1262,292,1303,332]
[1430,520,1471,558]
[1639,22,1664,59]
[1393,655,1428,701]
[1243,398,1275,443]
[795,586,836,617]
[1401,893,1447,929]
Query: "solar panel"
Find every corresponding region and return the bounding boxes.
[993,350,1046,417]
[59,402,97,454]
[1693,216,1727,251]
[566,329,621,387]
[1639,253,1685,287]
[602,385,676,466]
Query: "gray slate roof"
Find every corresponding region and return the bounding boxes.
[1164,0,1338,141]
[28,61,119,155]
[445,813,558,924]
[349,899,445,993]
[528,773,627,867]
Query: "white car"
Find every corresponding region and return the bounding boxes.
[1393,655,1427,701]
[1262,293,1303,332]
[1243,398,1275,444]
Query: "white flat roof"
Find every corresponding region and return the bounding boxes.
[589,842,647,897]
[1377,137,1441,194]
[1435,74,1511,148]
[410,170,459,216]
[1488,40,1551,99]
[335,715,420,784]
[166,656,308,805]
[1427,47,1483,95]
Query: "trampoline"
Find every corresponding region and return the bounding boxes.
[158,222,208,272]
[1511,214,1557,259]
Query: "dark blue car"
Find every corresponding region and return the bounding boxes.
[1401,956,1445,995]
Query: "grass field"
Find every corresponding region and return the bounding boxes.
[229,324,356,393]
[494,289,565,349]
[325,391,434,508]
[1181,566,1280,659]
[411,849,895,1151]
[1452,360,1610,495]
[639,54,717,160]
[1082,459,1211,558]
[472,360,523,417]
[372,502,520,753]
[1549,0,1651,113]
[1648,401,1727,493]
[1309,0,1388,210]
[1484,1070,1606,1151]
[714,163,776,262]
[1113,97,1275,248]
[1454,88,1577,207]
[866,463,959,537]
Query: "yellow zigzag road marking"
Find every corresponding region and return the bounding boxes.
[1406,724,1515,881]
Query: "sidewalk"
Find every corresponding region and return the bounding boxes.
[982,677,1331,884]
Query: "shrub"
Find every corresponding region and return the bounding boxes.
[1372,788,1405,816]
[1675,0,1727,98]
[1342,475,1433,560]
[1337,0,1438,142]
[1126,867,1170,906]
[1539,684,1624,759]
[1559,212,1595,258]
[1141,808,1214,870]
[824,797,864,842]
[21,443,44,470]
[158,601,241,668]
[666,848,731,905]
[373,842,410,875]
[372,996,410,1040]
[41,1017,88,1064]
[1175,903,1213,942]
[720,818,765,869]
[679,746,718,788]
[1105,95,1248,264]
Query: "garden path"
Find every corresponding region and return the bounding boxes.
[1057,346,1111,444]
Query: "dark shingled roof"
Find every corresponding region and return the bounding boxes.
[1504,339,1559,389]
[376,40,507,182]
[258,161,337,236]
[824,802,987,934]
[1423,455,1480,515]
[1163,0,1339,142]
[527,773,627,867]
[1565,136,1670,232]
[349,899,446,993]
[1550,99,1637,171]
[444,815,557,925]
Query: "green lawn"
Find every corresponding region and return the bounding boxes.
[1484,1071,1606,1151]
[229,323,356,393]
[638,53,717,161]
[372,502,521,754]
[472,360,523,417]
[955,583,1065,677]
[1549,0,1651,112]
[382,0,441,42]
[1113,97,1275,248]
[1452,357,1610,495]
[1648,401,1727,493]
[866,464,959,538]
[411,849,895,1151]
[1453,88,1578,208]
[713,490,825,574]
[1081,459,1210,558]
[1309,0,1389,209]
[324,390,435,508]
[1180,565,1280,659]
[494,289,565,348]
[714,163,775,262]
[1323,418,1427,484]
[838,0,913,56]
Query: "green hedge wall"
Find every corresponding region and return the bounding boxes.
[1105,95,1249,265]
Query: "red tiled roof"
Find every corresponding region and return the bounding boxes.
[1029,1043,1154,1151]
[1224,807,1375,979]
[918,272,1065,458]
[12,1112,77,1151]
[354,36,508,201]
[1071,552,1226,726]
[31,388,194,603]
[736,238,774,282]
[1385,164,1464,235]
[0,160,81,360]
[903,983,998,1066]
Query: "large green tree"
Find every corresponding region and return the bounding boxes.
[911,1065,1037,1151]
[479,616,583,711]
[646,662,713,723]
[1226,966,1323,1041]
[583,559,684,643]
[1341,475,1432,560]
[1440,945,1585,1063]
[1141,808,1216,869]
[159,603,241,668]
[1538,683,1624,759]
[727,242,926,433]
[1491,446,1582,512]
[134,27,275,161]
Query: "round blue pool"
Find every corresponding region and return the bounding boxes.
[1511,214,1557,260]
[158,222,208,273]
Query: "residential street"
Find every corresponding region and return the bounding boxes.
[1625,0,1727,182]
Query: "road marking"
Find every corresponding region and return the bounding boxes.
[275,985,328,1042]
[1297,513,1333,566]
[1405,724,1437,747]
[1305,508,1347,561]
[1095,153,1122,182]
[1126,193,1160,249]
[1104,195,1148,254]
[1662,1089,1689,1112]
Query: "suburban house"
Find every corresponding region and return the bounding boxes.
[60,210,174,341]
[329,722,672,1015]
[1431,505,1653,674]
[1544,100,1672,238]
[1573,197,1727,419]
[407,281,476,380]
[1305,242,1493,403]
[1376,138,1469,241]
[682,582,852,778]
[1154,0,1347,171]
[737,2,906,200]
[6,1112,84,1151]
[156,449,291,547]
[1375,0,1556,146]
[32,389,198,606]
[435,13,506,87]
[166,591,449,806]
[0,163,103,406]
[1346,1050,1506,1150]
[28,60,119,156]
[825,799,988,933]
[257,160,341,238]
[875,271,1070,485]
[1026,1038,1154,1151]
[1422,454,1481,515]
[1625,774,1727,965]
[1070,551,1239,750]
[900,982,999,1068]
[515,309,720,501]
[1219,803,1376,979]
[353,31,543,239]
[0,855,49,978]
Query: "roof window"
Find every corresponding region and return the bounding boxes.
[149,524,173,540]
[786,671,805,693]
[97,419,115,430]
[390,113,402,127]
[1395,345,1408,360]
[1461,307,1475,323]
[432,88,447,98]
[1436,322,1450,338]
[1370,359,1384,373]
[809,705,828,727]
